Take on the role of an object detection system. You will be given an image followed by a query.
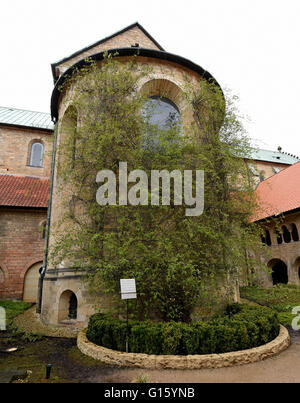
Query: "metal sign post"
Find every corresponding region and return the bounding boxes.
[120,279,137,353]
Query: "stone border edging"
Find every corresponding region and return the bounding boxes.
[77,325,290,369]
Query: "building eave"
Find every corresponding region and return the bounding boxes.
[50,47,221,121]
[51,22,165,82]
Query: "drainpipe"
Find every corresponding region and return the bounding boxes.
[36,121,58,314]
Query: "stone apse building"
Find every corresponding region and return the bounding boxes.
[0,23,299,326]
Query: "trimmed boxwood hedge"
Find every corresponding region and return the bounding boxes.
[86,304,280,355]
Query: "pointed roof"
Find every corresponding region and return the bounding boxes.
[51,22,165,82]
[251,160,300,222]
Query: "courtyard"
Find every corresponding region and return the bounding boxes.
[0,289,299,383]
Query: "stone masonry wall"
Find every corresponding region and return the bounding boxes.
[0,125,52,177]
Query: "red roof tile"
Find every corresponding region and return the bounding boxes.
[0,175,49,208]
[251,161,300,222]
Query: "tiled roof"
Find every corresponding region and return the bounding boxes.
[248,148,299,165]
[0,174,50,208]
[0,106,53,130]
[251,161,300,222]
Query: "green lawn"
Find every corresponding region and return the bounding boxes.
[0,300,32,326]
[240,284,300,326]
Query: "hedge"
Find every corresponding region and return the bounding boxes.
[86,303,280,355]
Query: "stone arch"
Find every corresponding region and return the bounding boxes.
[140,78,184,111]
[293,256,300,284]
[0,260,8,284]
[268,259,288,285]
[58,289,78,322]
[0,267,4,284]
[23,261,43,302]
[139,78,190,140]
[58,105,78,169]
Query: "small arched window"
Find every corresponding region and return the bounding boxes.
[41,221,47,240]
[29,142,44,167]
[291,224,299,242]
[265,230,272,246]
[276,229,283,245]
[282,225,291,243]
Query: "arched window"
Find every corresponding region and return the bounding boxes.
[265,230,272,246]
[142,96,181,153]
[29,142,44,167]
[58,290,78,322]
[142,96,181,131]
[291,224,299,242]
[282,225,291,243]
[41,221,47,240]
[60,106,78,170]
[276,229,283,245]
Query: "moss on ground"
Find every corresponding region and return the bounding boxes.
[0,301,107,383]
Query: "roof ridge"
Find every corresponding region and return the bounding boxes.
[51,22,165,80]
[0,105,50,115]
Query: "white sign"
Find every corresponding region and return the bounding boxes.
[0,307,6,331]
[120,279,137,300]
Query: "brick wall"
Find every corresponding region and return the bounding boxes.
[56,25,162,78]
[0,125,53,177]
[0,208,46,299]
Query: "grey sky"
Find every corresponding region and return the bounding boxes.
[1,0,299,154]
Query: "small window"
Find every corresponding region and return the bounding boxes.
[276,229,283,245]
[265,230,272,246]
[291,224,299,242]
[282,225,291,243]
[41,222,47,240]
[29,142,44,167]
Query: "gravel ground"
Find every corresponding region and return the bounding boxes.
[13,306,78,339]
